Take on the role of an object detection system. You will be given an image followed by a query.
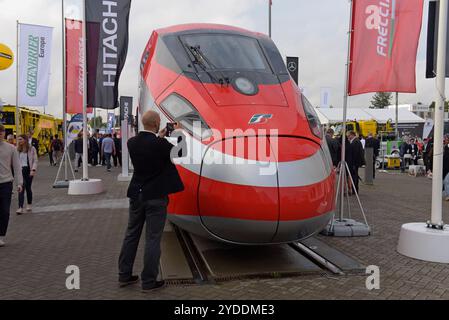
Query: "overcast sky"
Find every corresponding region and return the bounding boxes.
[0,0,442,119]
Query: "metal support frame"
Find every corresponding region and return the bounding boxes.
[323,0,369,236]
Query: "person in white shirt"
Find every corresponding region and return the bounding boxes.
[0,124,23,247]
[16,134,38,215]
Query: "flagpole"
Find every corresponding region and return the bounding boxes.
[15,20,20,145]
[81,0,88,181]
[430,0,447,228]
[62,0,68,181]
[268,0,272,38]
[395,92,399,139]
[339,0,354,221]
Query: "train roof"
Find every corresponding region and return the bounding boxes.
[155,23,268,39]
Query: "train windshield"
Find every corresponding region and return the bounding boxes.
[0,112,15,125]
[181,34,270,72]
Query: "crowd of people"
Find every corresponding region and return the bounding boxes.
[72,131,122,173]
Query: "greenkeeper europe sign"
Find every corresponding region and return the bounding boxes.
[26,35,40,97]
[18,23,53,106]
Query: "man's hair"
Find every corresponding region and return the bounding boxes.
[55,134,59,139]
[142,111,160,131]
[348,130,356,136]
[0,123,5,132]
[326,128,334,136]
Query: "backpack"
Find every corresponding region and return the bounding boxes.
[52,139,62,151]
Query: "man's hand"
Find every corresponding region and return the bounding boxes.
[18,185,23,193]
[30,170,36,177]
[159,128,168,138]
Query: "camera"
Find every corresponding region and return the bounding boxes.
[166,122,177,137]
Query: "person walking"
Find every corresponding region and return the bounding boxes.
[16,134,38,215]
[118,110,184,292]
[113,133,122,168]
[28,129,39,156]
[74,132,83,172]
[400,137,410,173]
[0,124,23,247]
[408,138,419,166]
[101,134,116,172]
[89,133,100,166]
[325,128,340,168]
[443,135,449,200]
[51,134,63,166]
[346,131,364,194]
[6,134,15,145]
[365,133,380,179]
[47,136,55,166]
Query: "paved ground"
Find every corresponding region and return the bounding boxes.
[0,158,448,300]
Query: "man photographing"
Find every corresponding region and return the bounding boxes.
[0,124,23,247]
[118,111,184,292]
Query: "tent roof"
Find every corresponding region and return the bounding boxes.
[315,108,425,124]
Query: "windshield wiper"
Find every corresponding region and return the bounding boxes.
[185,44,230,87]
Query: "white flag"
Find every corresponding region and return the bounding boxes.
[18,23,53,106]
[320,87,331,108]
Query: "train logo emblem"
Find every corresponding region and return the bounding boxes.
[249,114,273,124]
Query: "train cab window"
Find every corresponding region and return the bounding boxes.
[0,112,15,125]
[160,94,212,140]
[180,34,270,72]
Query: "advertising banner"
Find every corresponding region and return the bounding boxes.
[67,113,83,145]
[320,87,332,108]
[18,23,53,106]
[66,19,87,114]
[85,0,131,109]
[348,0,424,95]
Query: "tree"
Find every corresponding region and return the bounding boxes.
[370,92,393,109]
[429,101,449,112]
[89,116,106,129]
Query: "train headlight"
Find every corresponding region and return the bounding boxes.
[301,94,323,140]
[233,77,258,96]
[160,93,212,140]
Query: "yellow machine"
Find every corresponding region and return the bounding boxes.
[0,105,64,155]
[334,120,378,138]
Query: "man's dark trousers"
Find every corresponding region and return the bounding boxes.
[0,182,13,237]
[118,196,168,288]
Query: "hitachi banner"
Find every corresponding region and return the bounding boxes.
[18,23,53,106]
[348,0,423,96]
[86,0,131,109]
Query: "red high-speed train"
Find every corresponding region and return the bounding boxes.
[138,23,335,245]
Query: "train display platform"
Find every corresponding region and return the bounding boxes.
[0,159,448,300]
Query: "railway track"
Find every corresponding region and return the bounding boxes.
[166,225,363,284]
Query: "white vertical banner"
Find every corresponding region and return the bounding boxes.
[18,23,53,106]
[320,87,332,108]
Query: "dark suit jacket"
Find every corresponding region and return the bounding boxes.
[326,135,341,166]
[365,137,380,158]
[127,131,184,201]
[347,138,365,168]
[31,138,39,154]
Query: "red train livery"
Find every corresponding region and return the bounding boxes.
[138,23,335,244]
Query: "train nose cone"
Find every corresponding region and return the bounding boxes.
[197,136,335,244]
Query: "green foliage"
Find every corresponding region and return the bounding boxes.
[370,92,393,109]
[89,116,106,129]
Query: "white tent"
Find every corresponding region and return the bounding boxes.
[363,108,425,124]
[315,108,373,125]
[315,107,425,124]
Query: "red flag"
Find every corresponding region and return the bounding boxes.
[348,0,424,96]
[65,19,92,114]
